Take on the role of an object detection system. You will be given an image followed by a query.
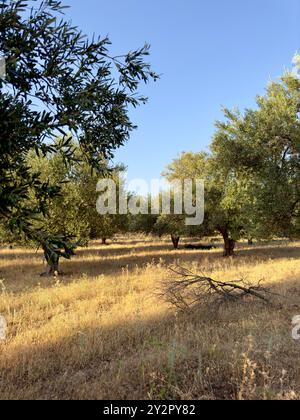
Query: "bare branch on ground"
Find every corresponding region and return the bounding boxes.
[161,265,277,311]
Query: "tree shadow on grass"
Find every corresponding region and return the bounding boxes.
[1,238,298,262]
[1,242,299,293]
[0,241,196,262]
[54,242,300,278]
[1,275,300,400]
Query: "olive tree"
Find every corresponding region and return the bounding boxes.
[0,0,157,272]
[211,61,300,241]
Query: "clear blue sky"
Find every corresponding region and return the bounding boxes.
[69,0,299,181]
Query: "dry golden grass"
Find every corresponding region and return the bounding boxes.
[0,238,299,400]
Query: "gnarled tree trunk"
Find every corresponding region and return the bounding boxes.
[101,238,107,245]
[171,235,180,250]
[218,227,235,257]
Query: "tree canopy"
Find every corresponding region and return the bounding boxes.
[211,64,300,240]
[164,60,300,255]
[0,0,157,266]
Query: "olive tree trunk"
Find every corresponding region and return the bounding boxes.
[171,235,180,250]
[41,248,60,277]
[218,228,235,257]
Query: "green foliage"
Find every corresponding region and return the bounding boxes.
[164,60,300,254]
[26,150,91,245]
[128,195,158,236]
[79,165,129,242]
[129,212,159,236]
[0,0,157,261]
[154,214,186,238]
[211,63,300,239]
[26,146,129,248]
[163,151,238,254]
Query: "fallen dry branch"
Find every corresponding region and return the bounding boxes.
[162,266,274,311]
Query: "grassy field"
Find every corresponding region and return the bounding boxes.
[0,237,299,400]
